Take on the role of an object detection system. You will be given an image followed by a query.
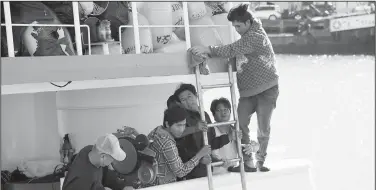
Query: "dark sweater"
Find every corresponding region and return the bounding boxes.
[175,110,230,179]
[210,18,279,98]
[62,145,126,190]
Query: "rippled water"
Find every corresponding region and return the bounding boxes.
[203,54,375,190]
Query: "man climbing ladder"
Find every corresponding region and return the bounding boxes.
[189,3,279,173]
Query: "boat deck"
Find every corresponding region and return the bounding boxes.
[143,159,314,190]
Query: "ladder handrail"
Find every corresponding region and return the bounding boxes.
[192,53,248,190]
[227,63,248,190]
[194,62,214,190]
[194,65,214,190]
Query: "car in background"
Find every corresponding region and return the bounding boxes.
[251,5,281,20]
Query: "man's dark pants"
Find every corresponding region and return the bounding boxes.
[238,85,279,163]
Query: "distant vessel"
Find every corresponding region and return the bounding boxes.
[262,13,375,55]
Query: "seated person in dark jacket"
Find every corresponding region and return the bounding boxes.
[172,83,231,180]
[62,134,134,190]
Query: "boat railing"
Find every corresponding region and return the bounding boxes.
[2,1,235,58]
[0,23,92,55]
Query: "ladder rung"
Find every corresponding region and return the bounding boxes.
[211,158,241,167]
[208,120,236,128]
[201,83,231,90]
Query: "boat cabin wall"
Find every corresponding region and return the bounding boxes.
[1,92,61,170]
[2,83,210,170]
[55,83,180,151]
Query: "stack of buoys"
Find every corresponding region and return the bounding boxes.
[121,12,153,54]
[154,2,186,53]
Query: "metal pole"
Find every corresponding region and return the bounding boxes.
[182,2,191,50]
[72,2,83,55]
[228,63,247,190]
[3,2,15,57]
[131,2,141,54]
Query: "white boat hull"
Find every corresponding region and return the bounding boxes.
[141,159,314,190]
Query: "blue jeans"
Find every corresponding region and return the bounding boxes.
[238,85,279,162]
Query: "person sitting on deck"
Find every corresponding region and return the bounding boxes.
[210,98,259,174]
[62,134,134,190]
[166,94,208,140]
[173,83,232,179]
[147,106,212,186]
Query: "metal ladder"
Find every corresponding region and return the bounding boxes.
[193,61,248,190]
[180,2,246,190]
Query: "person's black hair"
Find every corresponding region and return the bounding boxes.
[173,83,197,102]
[167,94,180,108]
[210,97,232,116]
[227,3,254,24]
[163,105,188,128]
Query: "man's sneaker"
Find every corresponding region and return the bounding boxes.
[256,161,270,172]
[228,164,257,173]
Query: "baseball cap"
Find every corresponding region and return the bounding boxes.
[95,134,126,161]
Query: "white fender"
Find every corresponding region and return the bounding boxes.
[121,13,153,54]
[141,2,173,50]
[154,41,186,53]
[170,32,181,43]
[212,13,232,45]
[22,21,73,56]
[205,2,230,17]
[171,2,184,32]
[89,43,122,55]
[189,16,223,47]
[188,2,207,20]
[174,27,186,41]
[78,2,94,16]
[22,21,39,56]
